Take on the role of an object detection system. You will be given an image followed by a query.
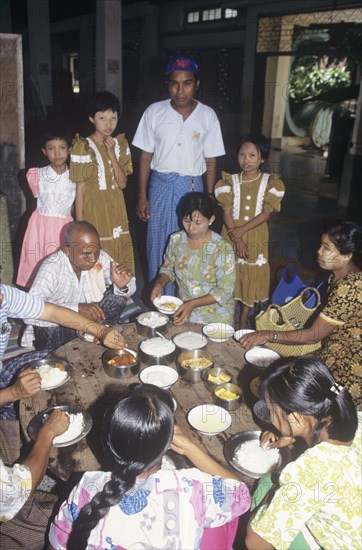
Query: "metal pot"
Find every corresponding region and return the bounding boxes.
[135,312,169,338]
[172,331,208,355]
[177,349,214,383]
[139,337,176,366]
[213,382,242,411]
[102,348,140,379]
[203,366,233,392]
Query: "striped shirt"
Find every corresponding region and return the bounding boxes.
[0,284,44,370]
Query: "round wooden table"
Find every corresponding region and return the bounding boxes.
[20,322,260,482]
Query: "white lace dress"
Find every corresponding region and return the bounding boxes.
[16,166,76,287]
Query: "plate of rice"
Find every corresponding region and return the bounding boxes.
[224,430,285,479]
[24,358,72,390]
[27,405,92,448]
[139,365,178,389]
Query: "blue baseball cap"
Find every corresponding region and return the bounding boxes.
[166,55,199,75]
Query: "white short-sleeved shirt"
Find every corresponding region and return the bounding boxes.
[132,99,225,176]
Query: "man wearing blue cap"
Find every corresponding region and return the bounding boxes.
[132,55,225,294]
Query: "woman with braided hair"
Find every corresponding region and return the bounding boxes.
[49,384,251,550]
[245,355,361,550]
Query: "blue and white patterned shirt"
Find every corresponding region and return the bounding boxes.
[0,284,44,371]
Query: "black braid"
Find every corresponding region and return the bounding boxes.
[67,471,136,550]
[65,384,174,549]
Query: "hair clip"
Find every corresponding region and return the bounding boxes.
[330,383,343,395]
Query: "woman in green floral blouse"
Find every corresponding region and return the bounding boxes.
[150,192,235,326]
[246,355,360,550]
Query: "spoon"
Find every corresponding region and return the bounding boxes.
[155,331,168,340]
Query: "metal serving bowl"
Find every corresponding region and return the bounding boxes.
[135,311,169,338]
[203,366,233,392]
[139,337,176,366]
[177,349,214,383]
[102,348,140,378]
[213,382,242,411]
[172,331,208,354]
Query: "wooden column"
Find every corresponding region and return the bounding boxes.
[95,0,123,105]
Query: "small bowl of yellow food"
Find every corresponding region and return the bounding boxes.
[213,382,242,411]
[153,296,183,315]
[203,366,233,392]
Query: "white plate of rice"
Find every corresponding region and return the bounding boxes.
[27,405,93,448]
[24,358,72,390]
[140,365,178,389]
[224,430,284,478]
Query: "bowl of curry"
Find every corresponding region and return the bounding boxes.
[102,348,140,378]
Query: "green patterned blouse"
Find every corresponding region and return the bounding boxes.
[160,230,235,325]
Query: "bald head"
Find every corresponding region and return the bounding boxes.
[63,222,101,275]
[63,221,99,247]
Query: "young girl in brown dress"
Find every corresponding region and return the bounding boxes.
[70,91,134,272]
[215,134,285,328]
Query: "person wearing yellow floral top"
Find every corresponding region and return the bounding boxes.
[245,355,361,550]
[240,221,362,408]
[151,193,235,325]
[215,134,285,329]
[70,91,134,272]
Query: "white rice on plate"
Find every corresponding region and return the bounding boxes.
[141,368,176,387]
[234,440,279,475]
[38,364,68,388]
[53,412,85,445]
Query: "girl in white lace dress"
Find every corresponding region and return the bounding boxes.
[16,130,75,287]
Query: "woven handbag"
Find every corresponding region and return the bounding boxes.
[271,265,307,306]
[255,287,322,357]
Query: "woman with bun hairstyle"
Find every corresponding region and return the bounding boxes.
[240,220,362,407]
[49,384,251,550]
[246,355,361,550]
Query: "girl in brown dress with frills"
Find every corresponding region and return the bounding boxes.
[70,92,134,272]
[215,134,285,328]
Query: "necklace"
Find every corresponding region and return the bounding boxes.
[240,170,261,184]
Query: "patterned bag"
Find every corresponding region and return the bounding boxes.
[256,287,322,357]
